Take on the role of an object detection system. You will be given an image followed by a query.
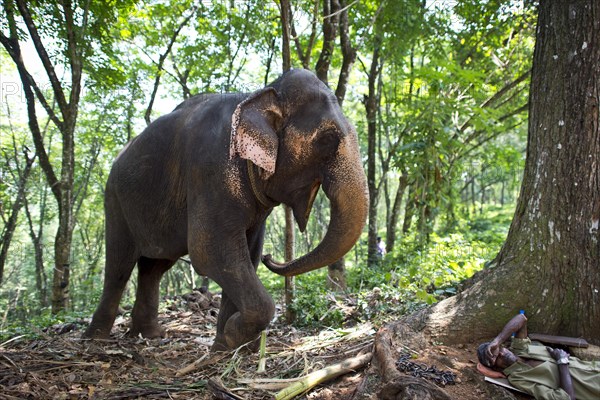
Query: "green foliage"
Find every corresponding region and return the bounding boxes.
[283,204,514,328]
[290,270,347,328]
[254,204,512,331]
[0,309,90,342]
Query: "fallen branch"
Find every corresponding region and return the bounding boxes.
[274,351,372,400]
[208,378,244,400]
[175,352,228,377]
[0,335,26,348]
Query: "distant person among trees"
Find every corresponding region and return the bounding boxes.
[477,313,600,400]
[376,236,386,258]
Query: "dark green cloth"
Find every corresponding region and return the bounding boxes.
[503,338,600,400]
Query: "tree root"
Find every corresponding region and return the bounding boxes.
[373,321,452,400]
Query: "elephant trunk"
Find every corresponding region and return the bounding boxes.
[263,139,368,277]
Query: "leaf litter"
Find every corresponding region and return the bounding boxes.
[0,288,530,399]
[0,290,377,399]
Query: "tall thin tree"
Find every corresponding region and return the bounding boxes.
[1,0,129,312]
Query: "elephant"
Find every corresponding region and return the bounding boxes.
[83,69,369,351]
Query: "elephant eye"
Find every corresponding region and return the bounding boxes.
[315,129,340,156]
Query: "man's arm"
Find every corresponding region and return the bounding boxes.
[487,313,528,358]
[547,347,576,400]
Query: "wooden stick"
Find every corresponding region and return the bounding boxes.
[274,352,372,400]
[175,353,228,377]
[208,378,244,400]
[529,333,589,348]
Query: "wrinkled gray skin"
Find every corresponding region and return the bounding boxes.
[84,70,368,350]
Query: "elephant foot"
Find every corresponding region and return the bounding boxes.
[83,322,112,339]
[221,315,265,352]
[129,322,166,339]
[245,335,261,352]
[210,338,231,353]
[211,335,260,353]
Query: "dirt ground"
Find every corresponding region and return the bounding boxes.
[0,290,531,400]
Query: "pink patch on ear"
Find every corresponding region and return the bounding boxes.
[229,89,280,179]
[234,128,276,177]
[229,100,244,160]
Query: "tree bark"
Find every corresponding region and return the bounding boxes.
[334,0,356,106]
[402,185,416,234]
[365,35,383,266]
[24,190,48,307]
[386,173,408,253]
[315,0,340,84]
[402,0,600,345]
[279,0,292,72]
[327,258,346,291]
[279,0,296,323]
[284,206,296,323]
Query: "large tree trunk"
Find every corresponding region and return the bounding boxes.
[403,0,599,345]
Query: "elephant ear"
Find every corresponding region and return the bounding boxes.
[230,87,283,179]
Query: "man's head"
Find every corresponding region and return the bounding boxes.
[478,342,495,368]
[477,342,519,370]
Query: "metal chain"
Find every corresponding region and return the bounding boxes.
[395,352,457,386]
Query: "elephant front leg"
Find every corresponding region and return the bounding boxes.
[188,219,275,351]
[220,289,275,350]
[211,292,237,351]
[211,222,271,351]
[191,235,275,350]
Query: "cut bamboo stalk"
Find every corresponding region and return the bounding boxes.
[238,377,304,390]
[257,330,267,373]
[274,352,372,400]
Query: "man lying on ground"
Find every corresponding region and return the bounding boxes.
[477,312,599,400]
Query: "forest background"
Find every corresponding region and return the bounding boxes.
[0,0,536,337]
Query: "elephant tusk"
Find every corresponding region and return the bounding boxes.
[247,160,278,208]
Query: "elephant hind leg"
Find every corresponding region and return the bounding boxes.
[129,257,175,338]
[84,214,138,339]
